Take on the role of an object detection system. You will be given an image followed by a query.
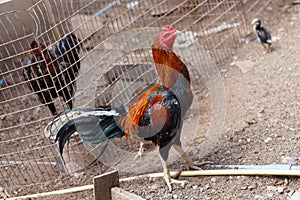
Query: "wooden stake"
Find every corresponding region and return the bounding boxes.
[94,170,119,200]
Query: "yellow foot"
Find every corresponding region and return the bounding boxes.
[165,177,188,192]
[134,143,145,160]
[185,161,213,170]
[263,49,271,54]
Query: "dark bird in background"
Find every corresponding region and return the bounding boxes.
[23,33,81,115]
[251,18,272,54]
[55,33,81,96]
[49,26,210,192]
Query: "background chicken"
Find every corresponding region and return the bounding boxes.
[23,33,81,115]
[251,18,272,54]
[49,26,209,191]
[54,33,81,110]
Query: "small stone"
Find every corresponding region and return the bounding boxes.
[204,184,211,190]
[241,186,248,190]
[267,186,277,192]
[281,156,297,165]
[254,194,264,199]
[264,137,272,143]
[180,181,188,188]
[192,185,198,190]
[284,178,289,185]
[163,193,173,199]
[265,191,273,198]
[150,184,160,190]
[248,184,257,190]
[272,36,280,41]
[277,186,284,194]
[221,68,228,73]
[211,177,217,183]
[173,194,178,199]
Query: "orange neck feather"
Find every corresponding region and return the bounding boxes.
[152,48,190,88]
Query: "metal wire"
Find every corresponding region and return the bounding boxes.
[0,0,272,196]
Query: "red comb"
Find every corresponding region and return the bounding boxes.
[162,25,174,31]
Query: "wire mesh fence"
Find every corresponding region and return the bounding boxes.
[0,0,271,197]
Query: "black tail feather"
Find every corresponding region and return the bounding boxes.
[52,106,126,156]
[55,119,77,155]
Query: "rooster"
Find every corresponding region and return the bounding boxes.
[251,18,272,54]
[24,33,81,115]
[49,26,209,191]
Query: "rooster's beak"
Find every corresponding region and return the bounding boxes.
[251,20,257,25]
[175,30,181,35]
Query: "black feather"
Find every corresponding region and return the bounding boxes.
[252,19,272,45]
[54,106,125,156]
[256,26,272,44]
[54,33,82,110]
[138,89,182,148]
[55,119,77,155]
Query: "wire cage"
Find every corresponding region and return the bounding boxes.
[0,0,272,197]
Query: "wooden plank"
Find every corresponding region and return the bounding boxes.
[111,187,145,200]
[93,170,119,200]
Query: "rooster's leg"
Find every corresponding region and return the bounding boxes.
[261,43,268,54]
[173,144,212,170]
[134,139,145,160]
[160,156,188,192]
[267,43,272,53]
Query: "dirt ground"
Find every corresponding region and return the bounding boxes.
[2,1,299,200]
[117,2,300,200]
